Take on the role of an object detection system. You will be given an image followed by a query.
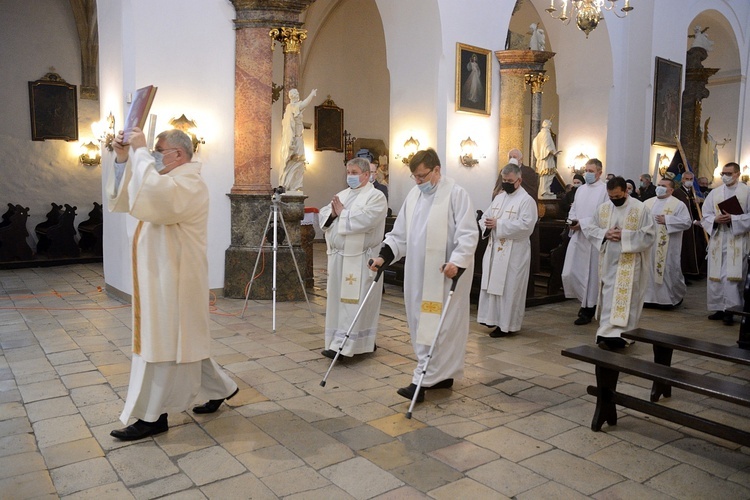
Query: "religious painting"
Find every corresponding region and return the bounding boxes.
[456,43,491,116]
[651,57,683,147]
[28,73,78,141]
[314,97,344,152]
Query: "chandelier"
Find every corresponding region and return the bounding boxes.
[545,0,634,38]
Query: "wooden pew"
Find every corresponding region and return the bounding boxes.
[77,202,103,256]
[561,344,750,447]
[0,204,33,261]
[38,204,80,259]
[35,203,63,253]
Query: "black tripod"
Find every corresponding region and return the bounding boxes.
[240,188,312,332]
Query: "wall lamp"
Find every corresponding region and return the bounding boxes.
[570,151,589,174]
[459,137,479,167]
[400,136,420,165]
[169,114,205,152]
[79,141,101,166]
[92,112,115,152]
[658,154,671,176]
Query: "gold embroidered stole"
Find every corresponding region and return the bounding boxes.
[708,184,748,282]
[131,221,144,355]
[337,185,370,304]
[405,178,454,345]
[643,196,679,284]
[598,202,642,327]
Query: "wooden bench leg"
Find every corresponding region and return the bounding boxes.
[650,345,673,402]
[591,366,619,431]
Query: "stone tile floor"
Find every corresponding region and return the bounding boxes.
[1,243,749,499]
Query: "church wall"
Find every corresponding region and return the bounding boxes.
[0,0,101,248]
[98,0,236,294]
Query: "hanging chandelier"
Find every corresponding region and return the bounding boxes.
[545,0,634,38]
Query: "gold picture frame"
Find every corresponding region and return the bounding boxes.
[455,42,491,116]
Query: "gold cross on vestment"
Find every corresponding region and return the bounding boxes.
[345,274,357,285]
[663,207,673,215]
[505,207,517,218]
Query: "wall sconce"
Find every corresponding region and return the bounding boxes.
[92,112,115,152]
[459,137,479,167]
[570,152,589,174]
[658,154,671,176]
[79,141,101,166]
[742,165,749,184]
[401,136,420,165]
[169,114,205,152]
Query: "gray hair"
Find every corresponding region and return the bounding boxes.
[346,157,370,174]
[156,129,193,160]
[641,173,652,182]
[501,163,521,177]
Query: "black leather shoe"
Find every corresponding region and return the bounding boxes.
[596,336,627,350]
[427,378,454,390]
[574,315,592,325]
[723,314,735,326]
[489,327,511,338]
[321,349,337,359]
[110,413,168,441]
[708,310,726,320]
[397,383,425,403]
[192,387,239,414]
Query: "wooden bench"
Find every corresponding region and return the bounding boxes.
[561,344,750,447]
[621,328,750,402]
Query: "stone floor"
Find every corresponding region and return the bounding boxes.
[1,243,750,499]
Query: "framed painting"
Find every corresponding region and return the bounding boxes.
[651,57,682,147]
[456,42,491,116]
[28,73,78,141]
[315,97,344,152]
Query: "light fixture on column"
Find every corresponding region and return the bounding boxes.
[545,0,634,38]
[79,141,101,166]
[168,114,205,152]
[401,136,420,165]
[459,137,479,167]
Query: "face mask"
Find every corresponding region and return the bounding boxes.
[418,180,437,194]
[502,182,517,194]
[572,182,582,188]
[722,174,735,185]
[151,151,166,172]
[347,175,362,189]
[683,180,693,189]
[640,181,646,188]
[369,174,376,183]
[584,172,596,184]
[655,186,668,197]
[610,197,627,207]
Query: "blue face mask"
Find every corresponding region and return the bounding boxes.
[418,180,437,194]
[347,175,362,189]
[584,172,596,185]
[151,151,166,172]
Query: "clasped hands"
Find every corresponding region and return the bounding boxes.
[714,211,732,225]
[330,195,344,217]
[605,226,622,242]
[484,217,496,229]
[368,257,459,279]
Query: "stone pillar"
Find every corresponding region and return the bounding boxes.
[524,72,550,164]
[225,0,314,300]
[270,27,307,110]
[494,50,555,171]
[680,47,718,175]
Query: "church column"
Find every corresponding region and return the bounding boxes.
[525,72,549,163]
[271,27,307,110]
[680,47,718,176]
[225,0,314,299]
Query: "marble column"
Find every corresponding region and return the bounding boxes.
[270,27,307,110]
[225,0,314,300]
[525,72,550,159]
[680,47,719,175]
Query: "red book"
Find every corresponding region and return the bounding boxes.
[124,85,157,141]
[718,195,744,216]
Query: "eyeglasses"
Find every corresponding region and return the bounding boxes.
[155,148,179,155]
[410,169,435,182]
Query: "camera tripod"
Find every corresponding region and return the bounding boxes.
[240,189,313,332]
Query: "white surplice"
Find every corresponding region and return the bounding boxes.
[701,182,750,311]
[585,197,655,339]
[107,147,236,423]
[477,187,537,332]
[562,180,609,308]
[643,196,692,306]
[383,178,477,385]
[319,183,387,355]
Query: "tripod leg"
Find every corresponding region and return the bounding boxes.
[277,211,314,317]
[240,210,274,318]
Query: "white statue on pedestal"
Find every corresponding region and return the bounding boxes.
[279,88,317,193]
[529,23,546,51]
[532,119,559,199]
[690,25,714,52]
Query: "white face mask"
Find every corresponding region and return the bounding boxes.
[683,180,693,189]
[347,174,362,189]
[418,180,438,194]
[572,182,582,188]
[584,172,596,184]
[722,174,735,186]
[655,186,668,197]
[151,149,178,173]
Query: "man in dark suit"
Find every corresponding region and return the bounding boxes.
[369,162,388,201]
[676,171,706,278]
[639,173,657,201]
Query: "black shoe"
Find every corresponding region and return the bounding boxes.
[192,387,239,414]
[397,383,425,403]
[489,327,511,338]
[427,378,454,390]
[574,315,592,325]
[723,314,735,326]
[596,336,628,350]
[321,349,337,359]
[110,413,168,441]
[708,311,726,320]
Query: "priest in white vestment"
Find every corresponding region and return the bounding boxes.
[319,157,387,358]
[369,149,477,403]
[562,158,609,325]
[477,163,538,337]
[701,162,750,325]
[107,128,238,441]
[584,177,655,349]
[643,178,692,308]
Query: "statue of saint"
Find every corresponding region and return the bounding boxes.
[532,119,560,199]
[529,23,546,51]
[279,88,317,193]
[689,25,714,52]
